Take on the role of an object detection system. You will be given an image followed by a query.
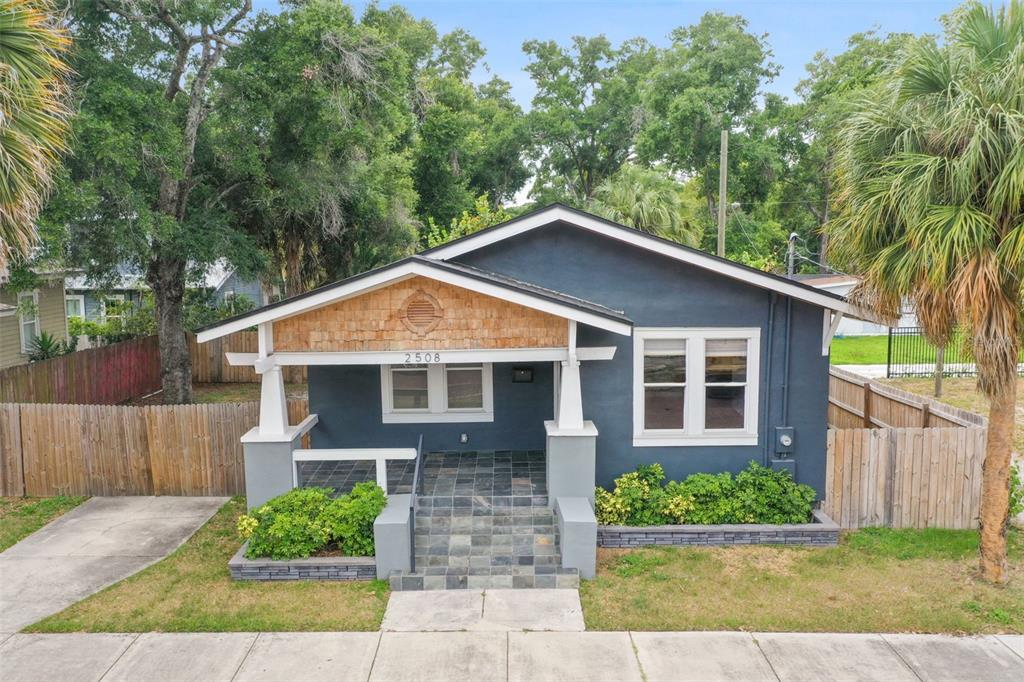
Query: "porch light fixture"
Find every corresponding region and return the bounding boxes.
[512,366,534,383]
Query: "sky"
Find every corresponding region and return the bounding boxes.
[255,0,964,108]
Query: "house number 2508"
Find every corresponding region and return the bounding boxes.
[404,352,441,363]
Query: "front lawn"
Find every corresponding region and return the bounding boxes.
[25,497,389,632]
[0,496,87,552]
[581,527,1023,633]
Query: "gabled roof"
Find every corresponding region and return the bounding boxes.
[66,259,239,292]
[195,255,633,343]
[425,204,880,322]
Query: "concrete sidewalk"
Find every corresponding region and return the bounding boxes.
[1,631,1021,681]
[0,496,226,633]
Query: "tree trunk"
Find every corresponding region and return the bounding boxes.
[148,256,192,405]
[284,234,303,298]
[978,378,1016,583]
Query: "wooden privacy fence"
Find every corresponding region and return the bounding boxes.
[0,331,304,406]
[823,426,987,530]
[0,399,309,497]
[828,366,985,429]
[825,367,989,530]
[189,332,306,384]
[0,336,162,404]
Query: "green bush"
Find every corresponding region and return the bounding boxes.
[237,483,387,560]
[321,482,387,556]
[1011,463,1023,518]
[596,461,817,526]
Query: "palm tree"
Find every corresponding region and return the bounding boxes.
[829,0,1023,583]
[0,0,72,274]
[590,163,703,247]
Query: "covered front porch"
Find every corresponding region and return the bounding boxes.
[195,257,631,587]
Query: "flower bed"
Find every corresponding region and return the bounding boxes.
[228,541,377,581]
[598,509,839,548]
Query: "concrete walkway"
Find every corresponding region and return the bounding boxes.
[0,631,1021,681]
[0,496,226,633]
[382,589,585,632]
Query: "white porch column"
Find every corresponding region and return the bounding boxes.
[257,322,289,436]
[556,320,585,430]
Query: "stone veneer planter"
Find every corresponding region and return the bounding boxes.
[597,509,839,548]
[229,542,377,581]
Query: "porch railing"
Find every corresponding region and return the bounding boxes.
[291,446,418,494]
[409,434,424,572]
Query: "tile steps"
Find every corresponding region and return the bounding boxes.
[391,495,573,591]
[388,567,579,591]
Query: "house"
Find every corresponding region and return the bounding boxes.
[65,260,270,327]
[0,275,70,369]
[795,273,918,335]
[196,204,873,586]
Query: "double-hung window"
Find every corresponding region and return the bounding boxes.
[17,290,39,354]
[633,328,759,446]
[381,362,493,423]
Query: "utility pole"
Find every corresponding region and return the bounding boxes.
[717,130,728,257]
[787,232,799,278]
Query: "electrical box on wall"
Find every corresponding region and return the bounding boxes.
[774,426,795,456]
[770,459,797,479]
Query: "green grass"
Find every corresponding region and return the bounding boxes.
[26,497,389,632]
[830,335,910,365]
[0,496,87,552]
[581,528,1024,633]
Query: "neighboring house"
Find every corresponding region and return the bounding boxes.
[65,260,270,325]
[197,204,874,508]
[0,276,70,369]
[795,273,918,335]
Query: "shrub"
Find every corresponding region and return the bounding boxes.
[238,487,333,560]
[321,482,387,556]
[595,461,817,526]
[1011,463,1023,518]
[237,483,388,560]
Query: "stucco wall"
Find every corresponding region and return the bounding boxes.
[305,221,833,496]
[309,361,554,453]
[453,222,831,495]
[0,280,68,369]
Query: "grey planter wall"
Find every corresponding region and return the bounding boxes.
[228,543,376,581]
[597,510,839,548]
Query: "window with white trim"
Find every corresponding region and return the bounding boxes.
[381,363,493,423]
[633,328,759,446]
[18,290,39,353]
[101,294,126,323]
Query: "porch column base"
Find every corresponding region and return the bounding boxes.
[241,429,303,510]
[544,420,598,508]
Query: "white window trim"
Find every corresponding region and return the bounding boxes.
[380,363,494,423]
[101,294,126,321]
[633,327,760,447]
[65,294,85,317]
[18,290,40,354]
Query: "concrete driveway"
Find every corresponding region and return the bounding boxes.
[0,496,226,633]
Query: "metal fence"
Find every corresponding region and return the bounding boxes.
[886,326,1024,378]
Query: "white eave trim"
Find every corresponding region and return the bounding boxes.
[226,345,617,369]
[196,260,631,343]
[427,205,882,323]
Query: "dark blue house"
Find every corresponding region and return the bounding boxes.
[199,205,867,585]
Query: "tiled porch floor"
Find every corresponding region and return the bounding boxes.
[299,451,571,589]
[297,450,547,499]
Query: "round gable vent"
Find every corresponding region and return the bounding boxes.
[400,290,443,336]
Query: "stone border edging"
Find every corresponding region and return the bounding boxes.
[228,542,377,581]
[597,509,840,548]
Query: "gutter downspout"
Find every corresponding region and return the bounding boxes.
[781,297,794,428]
[762,293,777,465]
